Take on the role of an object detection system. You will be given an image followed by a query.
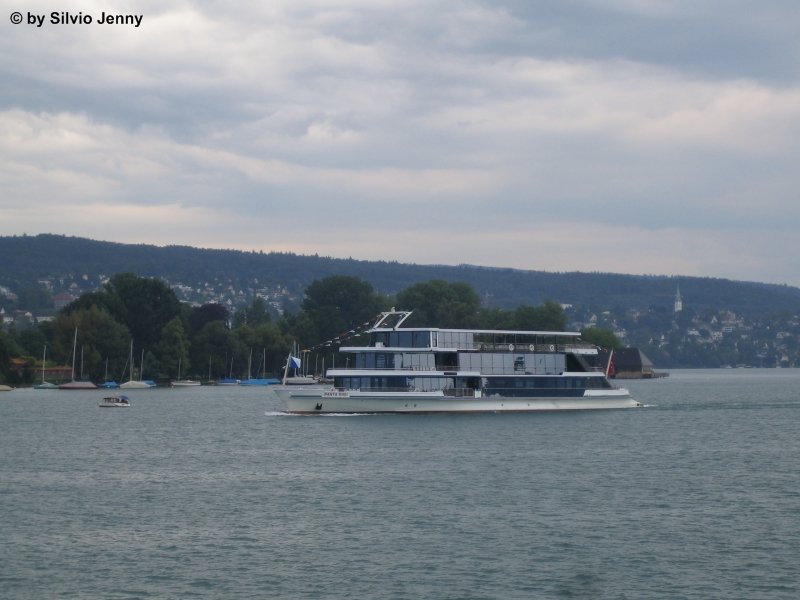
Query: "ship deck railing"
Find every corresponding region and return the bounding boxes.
[343,342,598,353]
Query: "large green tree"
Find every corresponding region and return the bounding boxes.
[396,280,481,328]
[527,300,568,331]
[9,327,48,361]
[152,317,191,378]
[233,297,271,329]
[103,273,182,351]
[581,327,622,349]
[53,306,130,381]
[0,330,24,384]
[234,322,290,378]
[188,303,229,335]
[190,320,236,380]
[301,276,388,344]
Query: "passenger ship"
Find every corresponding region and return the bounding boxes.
[276,310,641,414]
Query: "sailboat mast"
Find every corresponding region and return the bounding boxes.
[71,327,77,381]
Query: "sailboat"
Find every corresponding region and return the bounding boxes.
[34,344,58,389]
[217,355,239,385]
[99,357,120,389]
[59,328,97,389]
[120,341,154,389]
[240,348,279,385]
[171,357,201,387]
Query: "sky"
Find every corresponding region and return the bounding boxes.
[2,0,800,286]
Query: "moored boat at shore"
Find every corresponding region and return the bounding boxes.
[171,357,201,387]
[171,380,201,387]
[34,344,58,389]
[239,378,279,386]
[120,341,155,389]
[59,328,97,390]
[34,382,59,390]
[277,310,641,414]
[59,380,98,390]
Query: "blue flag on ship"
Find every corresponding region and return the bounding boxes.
[290,356,301,369]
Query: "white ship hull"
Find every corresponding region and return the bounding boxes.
[276,387,641,414]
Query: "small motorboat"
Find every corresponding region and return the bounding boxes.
[99,394,131,407]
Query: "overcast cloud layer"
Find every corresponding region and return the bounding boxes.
[2,1,800,286]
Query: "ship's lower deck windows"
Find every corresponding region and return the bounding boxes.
[484,376,611,393]
[333,374,611,392]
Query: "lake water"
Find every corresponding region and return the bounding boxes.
[1,370,798,599]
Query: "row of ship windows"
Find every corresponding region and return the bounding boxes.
[486,377,612,390]
[353,352,566,373]
[333,375,610,391]
[372,331,575,350]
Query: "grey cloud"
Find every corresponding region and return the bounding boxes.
[2,1,800,285]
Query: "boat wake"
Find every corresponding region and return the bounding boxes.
[264,410,371,417]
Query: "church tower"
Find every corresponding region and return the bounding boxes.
[674,284,683,313]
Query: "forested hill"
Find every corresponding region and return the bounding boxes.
[2,233,800,315]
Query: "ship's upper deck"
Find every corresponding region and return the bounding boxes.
[339,309,594,354]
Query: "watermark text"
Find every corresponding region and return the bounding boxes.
[10,11,143,27]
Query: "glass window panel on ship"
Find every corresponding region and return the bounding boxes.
[403,353,434,370]
[412,331,430,348]
[390,332,405,347]
[374,331,416,347]
[354,352,395,369]
[437,331,474,350]
[456,350,567,376]
[482,375,590,397]
[334,375,450,392]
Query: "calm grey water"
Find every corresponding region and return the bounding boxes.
[1,370,799,599]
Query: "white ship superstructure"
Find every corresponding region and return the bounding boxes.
[276,310,641,414]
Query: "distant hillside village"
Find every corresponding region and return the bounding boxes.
[0,273,291,321]
[569,286,800,369]
[2,271,798,369]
